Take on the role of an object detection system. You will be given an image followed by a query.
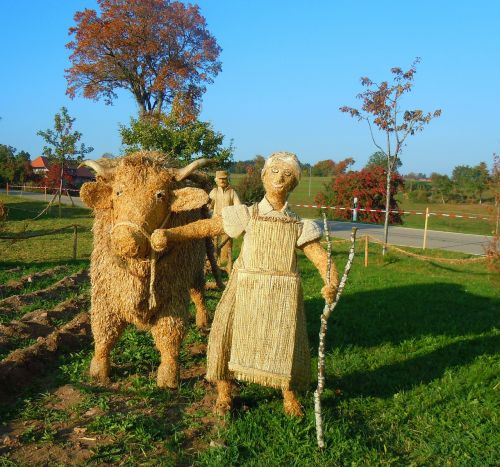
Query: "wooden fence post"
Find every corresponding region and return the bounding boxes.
[44,186,47,202]
[6,183,8,195]
[72,225,78,260]
[422,207,429,250]
[364,235,369,267]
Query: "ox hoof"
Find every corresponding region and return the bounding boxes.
[89,357,110,383]
[195,318,209,330]
[214,397,232,416]
[283,391,304,417]
[157,364,179,389]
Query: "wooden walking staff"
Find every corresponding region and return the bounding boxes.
[314,214,357,449]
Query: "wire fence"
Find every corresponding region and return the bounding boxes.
[0,224,82,260]
[5,184,81,194]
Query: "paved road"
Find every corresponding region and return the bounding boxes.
[0,189,86,208]
[1,190,491,255]
[323,221,492,256]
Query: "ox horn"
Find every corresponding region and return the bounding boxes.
[174,158,211,181]
[79,159,117,180]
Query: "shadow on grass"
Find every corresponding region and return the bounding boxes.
[327,334,499,401]
[305,282,498,349]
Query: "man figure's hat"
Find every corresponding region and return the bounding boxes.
[215,170,228,178]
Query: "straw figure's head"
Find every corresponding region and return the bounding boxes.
[80,151,210,259]
[261,151,301,198]
[214,170,229,189]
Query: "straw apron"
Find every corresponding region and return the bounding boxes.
[206,206,311,391]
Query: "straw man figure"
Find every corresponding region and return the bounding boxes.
[209,170,241,272]
[151,152,338,417]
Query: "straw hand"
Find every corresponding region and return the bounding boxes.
[321,283,337,305]
[151,229,169,252]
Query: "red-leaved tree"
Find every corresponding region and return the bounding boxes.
[340,58,441,253]
[315,166,404,224]
[43,164,75,192]
[66,0,221,118]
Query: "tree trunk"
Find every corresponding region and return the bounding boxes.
[382,169,391,255]
[58,163,64,218]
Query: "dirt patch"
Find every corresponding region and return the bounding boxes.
[0,313,91,399]
[0,329,226,464]
[0,294,90,353]
[0,265,69,297]
[48,384,85,411]
[3,267,22,274]
[0,269,89,314]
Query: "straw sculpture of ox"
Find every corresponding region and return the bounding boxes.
[80,151,213,389]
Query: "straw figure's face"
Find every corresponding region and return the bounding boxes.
[262,159,298,198]
[80,152,209,260]
[215,175,229,189]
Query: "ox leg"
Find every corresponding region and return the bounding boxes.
[282,390,304,417]
[90,309,126,383]
[190,287,209,329]
[151,316,186,389]
[190,271,209,329]
[214,379,233,415]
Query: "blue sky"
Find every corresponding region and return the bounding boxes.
[0,0,498,175]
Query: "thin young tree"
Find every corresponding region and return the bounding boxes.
[341,58,441,254]
[37,107,93,216]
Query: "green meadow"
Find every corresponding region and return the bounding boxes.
[0,194,497,465]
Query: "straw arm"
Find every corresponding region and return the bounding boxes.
[151,217,224,252]
[323,228,357,320]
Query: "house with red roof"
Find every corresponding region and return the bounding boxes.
[31,156,50,174]
[30,156,95,187]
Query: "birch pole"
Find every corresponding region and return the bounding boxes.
[314,215,357,449]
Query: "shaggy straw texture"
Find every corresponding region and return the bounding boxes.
[81,151,212,389]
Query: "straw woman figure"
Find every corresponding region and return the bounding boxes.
[151,152,338,416]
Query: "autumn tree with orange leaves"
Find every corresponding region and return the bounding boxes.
[341,58,441,254]
[65,0,221,118]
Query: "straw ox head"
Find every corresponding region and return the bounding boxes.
[80,151,210,259]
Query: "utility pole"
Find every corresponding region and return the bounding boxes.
[308,166,312,198]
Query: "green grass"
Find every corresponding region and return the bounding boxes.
[0,192,498,465]
[395,196,494,235]
[194,242,498,466]
[0,194,94,263]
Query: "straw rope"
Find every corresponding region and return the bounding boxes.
[321,235,487,265]
[367,235,487,264]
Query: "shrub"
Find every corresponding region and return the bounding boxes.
[237,166,265,205]
[315,166,404,224]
